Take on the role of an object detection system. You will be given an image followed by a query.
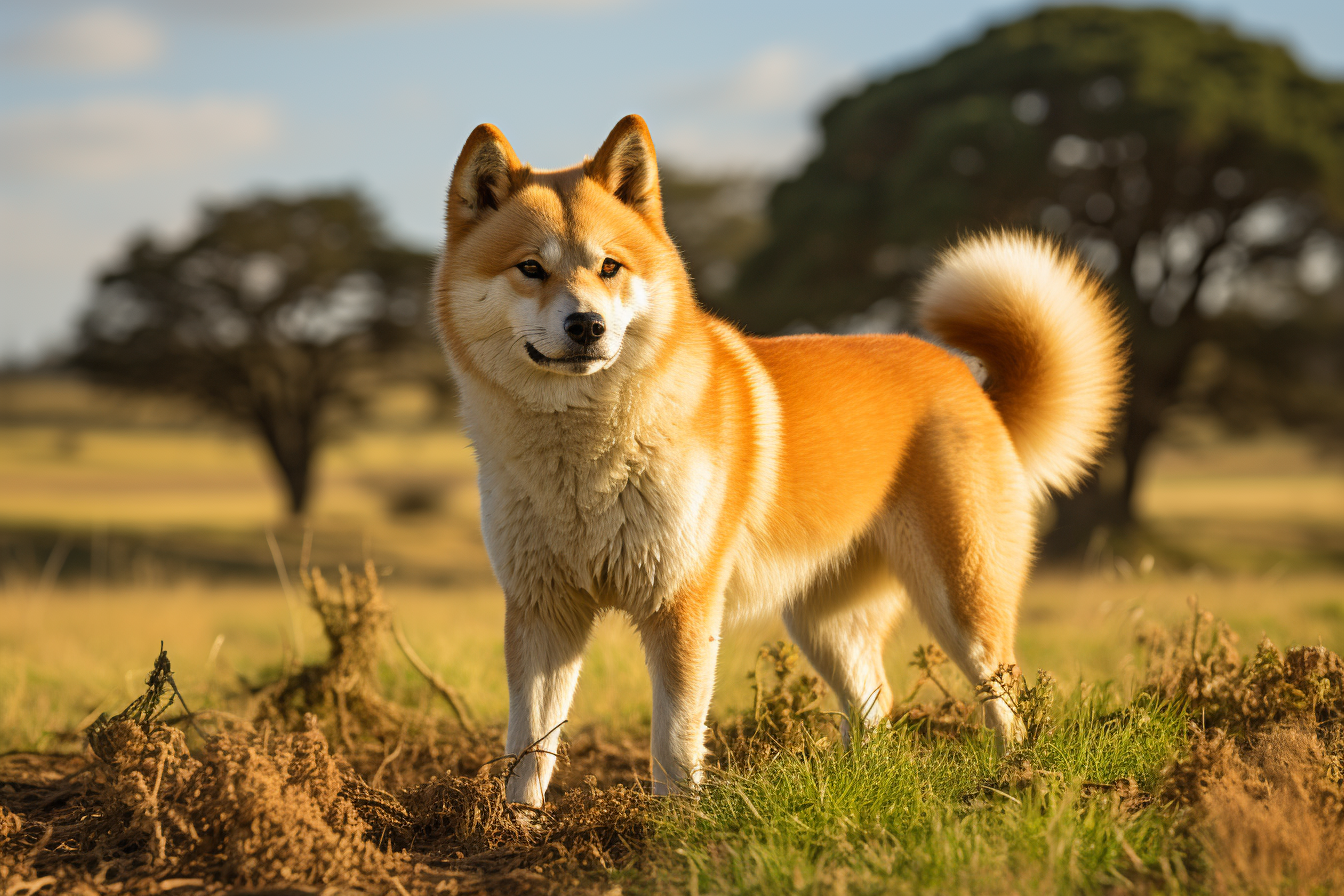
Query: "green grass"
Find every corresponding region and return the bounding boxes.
[650,690,1190,895]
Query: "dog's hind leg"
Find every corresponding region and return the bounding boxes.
[503,597,599,807]
[885,490,1034,750]
[783,543,905,735]
[880,426,1037,749]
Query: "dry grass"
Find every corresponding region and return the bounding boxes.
[2,397,1341,587]
[0,582,786,756]
[0,411,480,530]
[5,569,1344,758]
[1141,598,1344,895]
[1167,727,1344,895]
[0,562,653,895]
[2,567,1344,894]
[3,378,1344,892]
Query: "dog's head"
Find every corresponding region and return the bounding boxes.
[434,115,691,403]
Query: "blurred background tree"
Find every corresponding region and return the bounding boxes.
[717,6,1344,554]
[660,170,770,308]
[73,191,435,516]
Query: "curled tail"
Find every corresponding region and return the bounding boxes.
[917,232,1127,499]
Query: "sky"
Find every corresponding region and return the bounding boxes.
[2,0,1343,363]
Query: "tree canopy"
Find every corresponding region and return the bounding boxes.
[721,6,1344,552]
[74,191,434,515]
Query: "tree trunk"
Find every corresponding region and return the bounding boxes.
[1040,411,1163,558]
[254,408,316,517]
[278,447,312,517]
[1040,303,1205,558]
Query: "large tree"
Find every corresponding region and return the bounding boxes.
[74,191,434,515]
[722,6,1344,552]
[660,170,769,307]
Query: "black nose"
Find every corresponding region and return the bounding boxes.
[564,312,606,347]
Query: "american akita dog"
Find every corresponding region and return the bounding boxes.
[433,115,1125,807]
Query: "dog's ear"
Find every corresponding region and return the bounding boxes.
[447,124,524,232]
[588,115,662,222]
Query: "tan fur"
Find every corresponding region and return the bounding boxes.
[433,116,1127,806]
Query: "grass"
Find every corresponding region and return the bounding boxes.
[4,570,1343,756]
[3,376,1344,892]
[0,581,782,753]
[4,559,1343,894]
[2,379,1342,586]
[655,693,1190,895]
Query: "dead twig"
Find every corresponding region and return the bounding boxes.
[391,619,474,730]
[266,527,306,667]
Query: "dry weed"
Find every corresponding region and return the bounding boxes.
[1139,596,1344,740]
[391,773,648,880]
[710,642,834,768]
[1165,726,1344,894]
[978,664,1058,748]
[889,644,974,739]
[252,560,405,746]
[244,560,512,791]
[1146,598,1344,894]
[0,561,653,896]
[1,664,404,893]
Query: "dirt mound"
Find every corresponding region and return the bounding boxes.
[1162,726,1344,894]
[1,647,405,893]
[0,562,650,896]
[390,773,648,881]
[0,712,648,895]
[1144,598,1344,894]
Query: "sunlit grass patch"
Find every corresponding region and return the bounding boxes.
[653,689,1189,895]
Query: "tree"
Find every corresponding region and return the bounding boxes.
[721,6,1344,553]
[74,191,434,515]
[660,169,769,307]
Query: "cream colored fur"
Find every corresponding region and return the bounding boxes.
[917,232,1127,499]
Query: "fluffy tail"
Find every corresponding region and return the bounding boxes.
[916,232,1127,499]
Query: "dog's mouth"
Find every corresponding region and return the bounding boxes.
[524,341,612,370]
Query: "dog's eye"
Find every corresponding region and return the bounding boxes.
[600,258,622,279]
[516,260,547,280]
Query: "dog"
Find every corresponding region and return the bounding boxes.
[432,114,1125,807]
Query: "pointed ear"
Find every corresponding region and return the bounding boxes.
[587,114,662,221]
[447,123,524,231]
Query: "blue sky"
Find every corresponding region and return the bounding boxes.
[2,0,1342,362]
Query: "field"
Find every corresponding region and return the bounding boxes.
[1,375,1343,894]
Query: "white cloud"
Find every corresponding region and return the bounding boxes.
[720,46,824,113]
[654,45,858,173]
[689,45,857,115]
[0,96,279,181]
[2,7,163,74]
[655,121,820,174]
[156,0,620,25]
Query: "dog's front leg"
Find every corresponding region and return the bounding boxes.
[504,598,596,807]
[637,591,724,795]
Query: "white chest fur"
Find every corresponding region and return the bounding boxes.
[461,380,728,620]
